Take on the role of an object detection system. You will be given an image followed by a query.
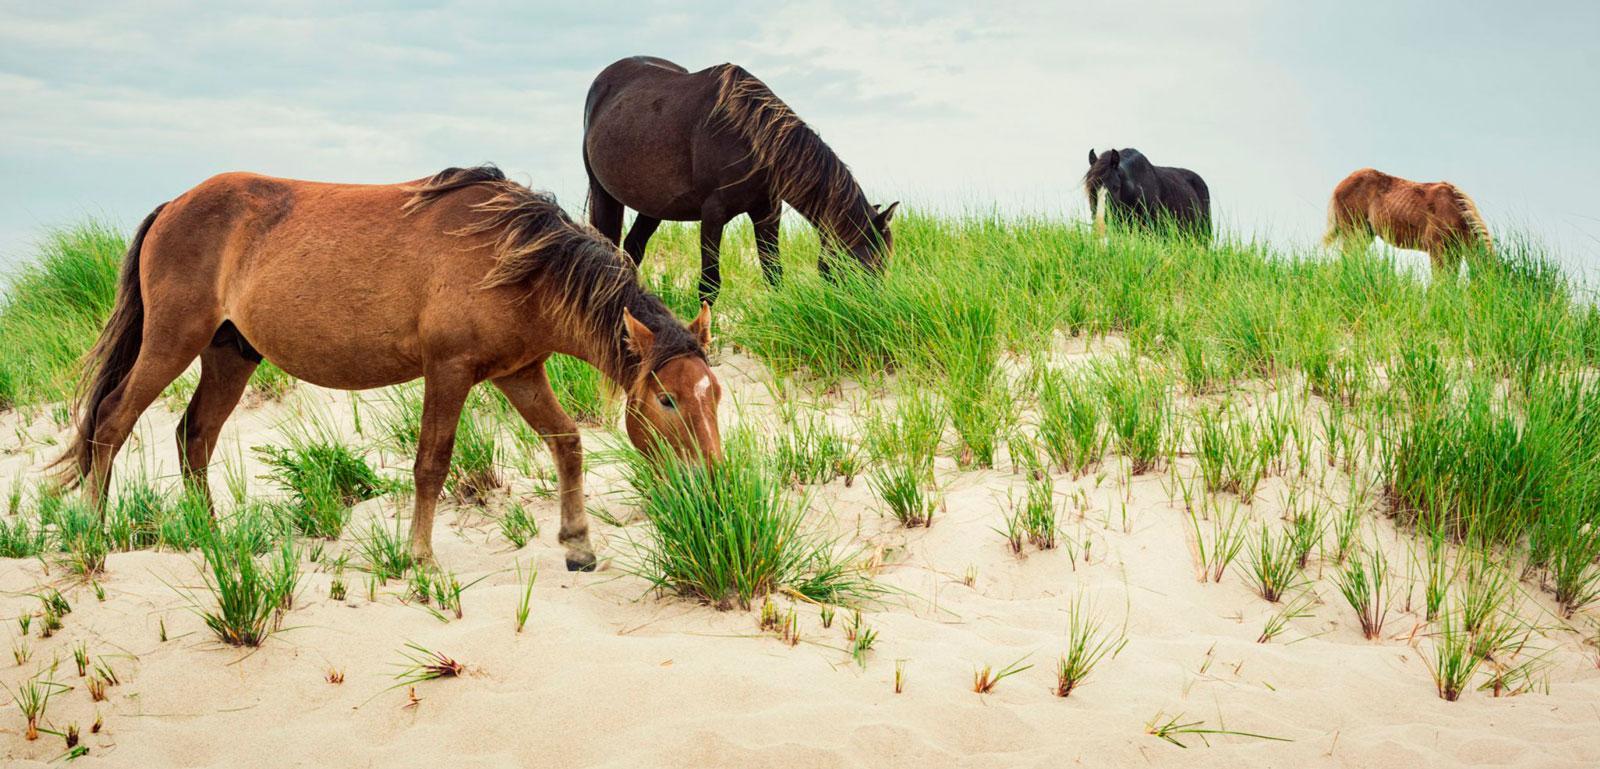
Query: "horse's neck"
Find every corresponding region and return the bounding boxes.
[779,169,872,250]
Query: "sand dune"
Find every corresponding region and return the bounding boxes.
[3,348,1599,768]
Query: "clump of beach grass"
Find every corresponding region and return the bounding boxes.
[1036,368,1104,476]
[4,675,67,741]
[771,413,858,486]
[1334,546,1390,640]
[497,502,540,549]
[1097,357,1171,474]
[353,515,414,583]
[392,641,464,687]
[972,655,1032,694]
[189,525,301,646]
[999,473,1062,553]
[256,413,388,538]
[0,221,126,408]
[1054,592,1127,697]
[618,432,875,610]
[865,390,945,527]
[1187,499,1249,583]
[1243,523,1301,602]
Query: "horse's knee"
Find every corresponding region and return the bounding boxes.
[546,430,581,457]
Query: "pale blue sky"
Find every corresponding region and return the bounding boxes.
[3,1,1597,276]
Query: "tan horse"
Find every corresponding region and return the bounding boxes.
[1323,168,1493,276]
[54,165,723,571]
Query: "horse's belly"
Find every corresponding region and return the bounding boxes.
[587,99,701,219]
[226,276,425,391]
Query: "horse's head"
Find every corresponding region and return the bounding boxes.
[1086,149,1155,227]
[844,201,899,272]
[621,303,723,468]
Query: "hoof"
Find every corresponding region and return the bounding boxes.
[565,550,597,572]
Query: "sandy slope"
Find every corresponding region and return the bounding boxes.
[2,347,1599,768]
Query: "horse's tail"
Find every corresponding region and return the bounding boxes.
[1450,185,1493,254]
[50,202,167,488]
[1322,192,1342,246]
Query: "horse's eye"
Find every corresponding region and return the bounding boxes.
[657,393,677,410]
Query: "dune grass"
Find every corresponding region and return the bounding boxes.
[618,431,876,610]
[257,416,388,539]
[190,519,300,646]
[4,210,1600,650]
[0,222,125,409]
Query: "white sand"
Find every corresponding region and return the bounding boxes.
[3,346,1599,768]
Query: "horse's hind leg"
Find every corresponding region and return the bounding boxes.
[751,201,782,287]
[492,363,595,571]
[175,336,259,509]
[622,214,661,266]
[587,176,625,249]
[408,368,473,564]
[85,315,218,510]
[1427,247,1463,283]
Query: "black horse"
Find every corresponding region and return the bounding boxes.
[1084,148,1210,238]
[583,56,897,304]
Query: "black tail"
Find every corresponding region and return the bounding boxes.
[51,202,167,487]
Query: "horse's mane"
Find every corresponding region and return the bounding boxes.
[709,64,866,231]
[1082,151,1120,201]
[403,165,702,384]
[1448,185,1494,252]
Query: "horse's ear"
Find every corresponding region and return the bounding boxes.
[688,302,712,348]
[623,308,654,359]
[876,201,899,225]
[1088,149,1097,165]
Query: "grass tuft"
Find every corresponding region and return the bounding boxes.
[620,433,876,610]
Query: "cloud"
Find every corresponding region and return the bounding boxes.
[0,1,1596,273]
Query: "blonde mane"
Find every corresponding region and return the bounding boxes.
[403,165,702,382]
[709,64,867,235]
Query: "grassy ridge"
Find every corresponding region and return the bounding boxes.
[710,213,1600,613]
[5,212,1600,619]
[0,222,126,408]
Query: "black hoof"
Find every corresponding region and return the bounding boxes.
[566,553,597,572]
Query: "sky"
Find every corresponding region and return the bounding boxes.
[3,1,1598,277]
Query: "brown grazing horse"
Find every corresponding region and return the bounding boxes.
[1323,168,1493,275]
[54,165,722,571]
[583,55,897,304]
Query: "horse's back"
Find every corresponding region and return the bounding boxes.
[142,173,507,389]
[585,56,701,125]
[583,57,727,218]
[1152,165,1210,231]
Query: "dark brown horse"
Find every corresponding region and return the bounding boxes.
[54,165,722,571]
[1324,168,1493,276]
[583,56,897,304]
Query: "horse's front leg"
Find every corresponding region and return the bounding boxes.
[698,203,729,305]
[751,200,782,288]
[492,363,595,571]
[409,369,473,565]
